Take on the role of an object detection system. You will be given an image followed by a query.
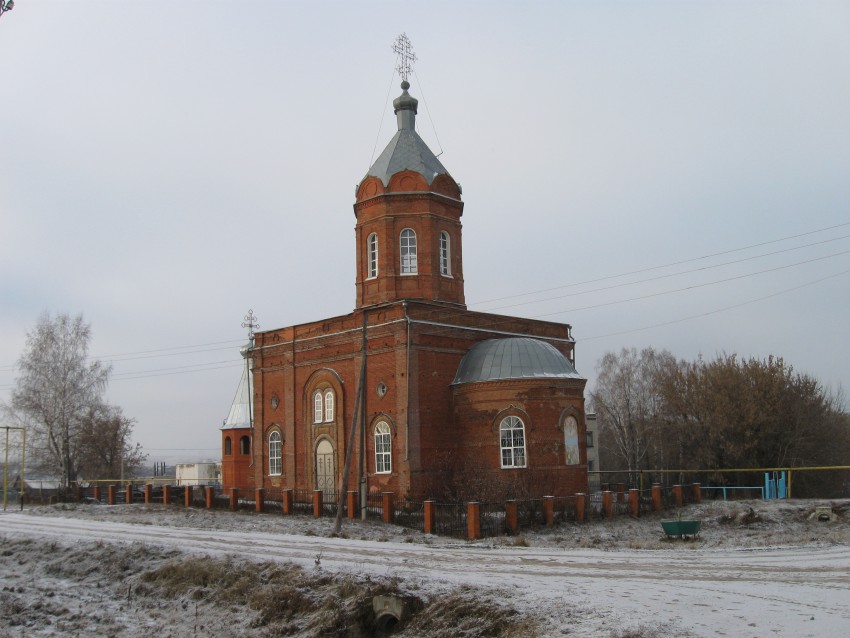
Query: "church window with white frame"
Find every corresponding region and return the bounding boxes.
[499,416,526,468]
[313,391,323,424]
[400,228,417,274]
[439,231,451,276]
[324,390,334,422]
[374,421,392,473]
[269,431,282,476]
[367,232,378,279]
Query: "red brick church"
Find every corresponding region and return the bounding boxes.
[221,78,588,503]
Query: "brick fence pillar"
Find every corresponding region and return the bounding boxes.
[255,488,264,513]
[125,484,133,505]
[691,483,702,504]
[76,485,84,502]
[346,490,357,519]
[575,493,586,523]
[628,488,640,518]
[467,502,481,540]
[601,482,610,493]
[107,485,115,505]
[163,484,171,506]
[93,486,101,502]
[382,492,394,524]
[424,500,436,535]
[673,484,683,508]
[282,489,293,515]
[185,485,193,508]
[313,490,323,518]
[651,483,663,512]
[543,496,555,527]
[144,484,152,504]
[602,490,614,519]
[229,488,238,512]
[205,486,214,509]
[616,483,626,503]
[505,500,519,534]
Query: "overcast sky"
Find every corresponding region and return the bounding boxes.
[1,1,848,464]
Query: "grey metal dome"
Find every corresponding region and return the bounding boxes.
[364,81,451,187]
[452,337,582,385]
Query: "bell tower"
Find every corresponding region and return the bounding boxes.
[353,74,465,309]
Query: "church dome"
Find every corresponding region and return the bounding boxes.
[452,338,582,385]
[363,80,453,187]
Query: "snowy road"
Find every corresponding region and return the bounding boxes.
[2,512,848,637]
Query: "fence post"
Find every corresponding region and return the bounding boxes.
[616,483,626,503]
[163,484,171,506]
[576,493,586,523]
[125,484,133,505]
[255,488,264,513]
[691,483,701,504]
[229,488,238,512]
[93,485,102,502]
[205,486,214,509]
[543,496,555,527]
[602,490,614,519]
[282,489,293,515]
[107,485,115,505]
[651,483,662,512]
[313,490,323,518]
[185,485,193,508]
[144,484,152,504]
[467,502,481,540]
[346,490,357,519]
[424,500,436,535]
[628,488,640,518]
[673,484,683,508]
[381,492,394,524]
[505,500,519,534]
[601,482,610,493]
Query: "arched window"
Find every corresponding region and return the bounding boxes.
[367,233,378,279]
[499,416,526,468]
[224,437,232,456]
[564,416,580,465]
[269,431,282,476]
[374,422,392,473]
[314,391,323,424]
[439,231,451,276]
[324,389,334,422]
[400,228,417,274]
[240,435,251,455]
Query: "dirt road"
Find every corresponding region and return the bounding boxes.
[2,511,848,637]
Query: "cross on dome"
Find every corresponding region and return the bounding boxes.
[392,33,417,83]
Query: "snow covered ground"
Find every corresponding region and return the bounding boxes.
[0,499,847,637]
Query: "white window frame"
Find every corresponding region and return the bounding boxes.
[400,228,417,274]
[269,431,282,476]
[439,231,451,277]
[313,391,323,424]
[367,232,378,279]
[564,416,580,465]
[324,390,334,422]
[374,421,392,474]
[499,416,527,468]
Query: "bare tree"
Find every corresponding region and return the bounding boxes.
[591,347,674,482]
[76,403,147,481]
[4,313,112,488]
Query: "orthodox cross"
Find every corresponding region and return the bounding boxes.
[242,309,260,340]
[392,33,417,83]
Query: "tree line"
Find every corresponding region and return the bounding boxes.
[2,313,146,490]
[591,348,849,494]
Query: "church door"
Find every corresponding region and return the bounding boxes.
[315,439,336,496]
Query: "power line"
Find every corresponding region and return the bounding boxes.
[581,267,850,342]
